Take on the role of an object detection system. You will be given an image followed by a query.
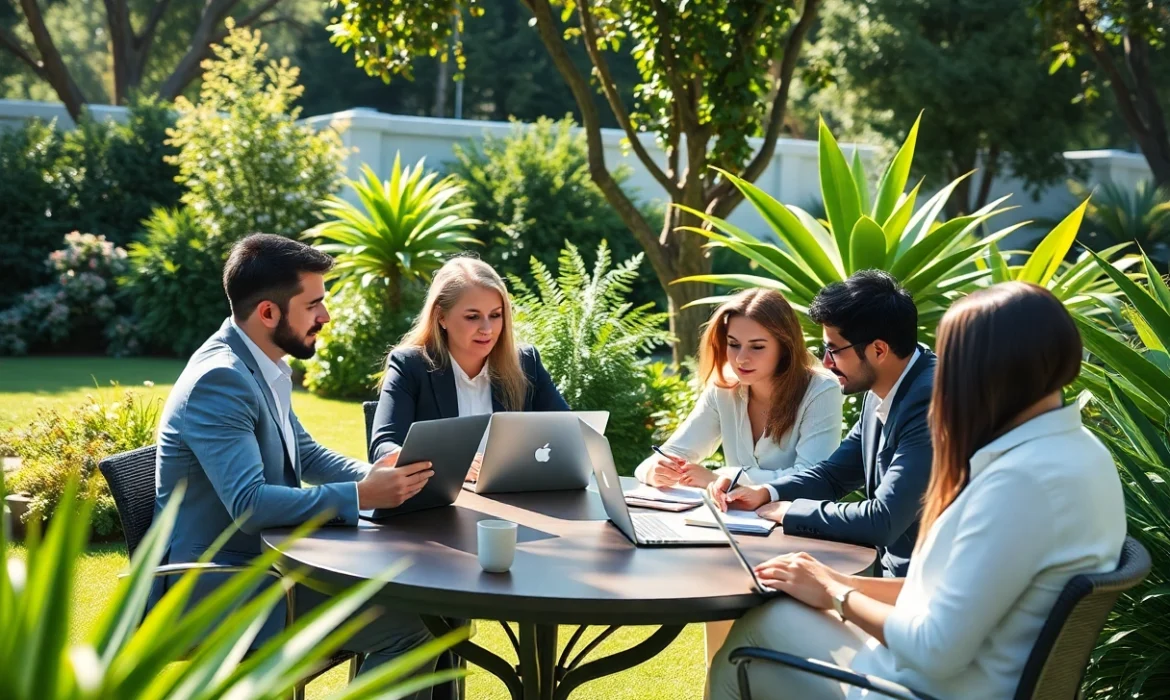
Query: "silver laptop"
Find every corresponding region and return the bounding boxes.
[470,411,610,494]
[701,493,782,595]
[584,424,726,547]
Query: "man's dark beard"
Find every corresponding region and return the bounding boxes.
[273,316,322,360]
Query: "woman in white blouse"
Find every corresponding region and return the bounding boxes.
[634,288,843,490]
[707,281,1127,700]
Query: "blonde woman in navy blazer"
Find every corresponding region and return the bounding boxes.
[370,257,569,465]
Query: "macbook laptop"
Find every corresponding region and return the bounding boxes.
[360,414,490,520]
[584,423,726,547]
[469,411,610,494]
[701,493,782,596]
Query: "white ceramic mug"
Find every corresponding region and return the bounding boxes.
[477,519,518,573]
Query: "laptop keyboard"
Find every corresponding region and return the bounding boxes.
[632,514,684,542]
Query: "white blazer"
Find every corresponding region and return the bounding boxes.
[849,403,1127,698]
[634,371,843,485]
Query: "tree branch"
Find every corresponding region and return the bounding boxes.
[157,0,243,100]
[647,0,700,136]
[520,0,669,277]
[104,0,134,103]
[577,0,680,199]
[1124,32,1170,166]
[0,26,45,77]
[709,0,821,218]
[19,0,87,120]
[138,0,174,46]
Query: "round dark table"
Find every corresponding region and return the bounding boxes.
[262,479,875,700]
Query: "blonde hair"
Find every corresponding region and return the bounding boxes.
[698,288,817,444]
[397,257,528,411]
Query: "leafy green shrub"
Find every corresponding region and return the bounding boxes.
[644,359,699,447]
[298,282,422,400]
[168,21,346,239]
[0,118,70,304]
[511,241,672,474]
[1069,179,1170,265]
[0,99,181,306]
[60,95,181,246]
[1,386,162,538]
[1,232,133,356]
[122,208,233,357]
[449,117,662,308]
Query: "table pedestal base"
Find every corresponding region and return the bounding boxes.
[422,617,685,700]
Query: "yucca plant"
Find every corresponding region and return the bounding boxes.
[510,241,672,472]
[303,154,481,310]
[1071,179,1170,263]
[676,115,1033,343]
[0,472,466,700]
[1073,253,1170,696]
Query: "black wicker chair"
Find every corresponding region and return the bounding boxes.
[730,536,1151,700]
[363,400,468,700]
[98,445,361,700]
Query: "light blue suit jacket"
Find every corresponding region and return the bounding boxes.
[150,319,368,622]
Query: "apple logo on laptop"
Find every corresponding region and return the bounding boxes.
[535,443,551,463]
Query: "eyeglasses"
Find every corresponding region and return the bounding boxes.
[815,340,869,362]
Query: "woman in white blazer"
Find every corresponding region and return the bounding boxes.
[634,288,843,490]
[707,281,1127,700]
[633,288,843,667]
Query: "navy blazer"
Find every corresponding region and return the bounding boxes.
[370,344,570,461]
[767,347,936,577]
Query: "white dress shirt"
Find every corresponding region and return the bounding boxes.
[847,404,1126,698]
[634,371,844,485]
[453,360,494,416]
[231,318,296,466]
[761,349,921,502]
[231,319,362,512]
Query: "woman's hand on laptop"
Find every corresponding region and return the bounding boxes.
[465,453,484,483]
[708,477,771,512]
[357,460,433,509]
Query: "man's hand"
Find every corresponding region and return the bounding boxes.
[647,454,685,487]
[466,453,484,483]
[756,500,791,524]
[708,477,771,512]
[357,460,433,509]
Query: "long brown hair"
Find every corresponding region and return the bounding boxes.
[698,288,818,444]
[920,282,1082,542]
[397,257,528,410]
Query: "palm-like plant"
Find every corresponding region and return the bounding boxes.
[677,116,1044,342]
[0,472,465,700]
[1072,254,1170,696]
[1070,179,1170,262]
[304,155,481,309]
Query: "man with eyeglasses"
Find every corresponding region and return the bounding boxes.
[709,270,935,577]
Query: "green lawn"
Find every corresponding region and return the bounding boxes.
[1,356,707,699]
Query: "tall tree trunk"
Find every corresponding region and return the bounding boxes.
[18,0,87,121]
[432,54,450,117]
[664,203,713,362]
[973,145,1000,212]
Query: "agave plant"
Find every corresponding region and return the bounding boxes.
[304,154,481,309]
[675,115,1031,342]
[1072,253,1170,696]
[0,472,465,700]
[1070,179,1170,262]
[976,201,1138,320]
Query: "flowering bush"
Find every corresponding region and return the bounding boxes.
[1,385,162,538]
[1,232,133,355]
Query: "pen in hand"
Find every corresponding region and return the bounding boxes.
[651,444,684,468]
[716,467,745,512]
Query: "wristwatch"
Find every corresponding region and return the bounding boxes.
[831,587,855,618]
